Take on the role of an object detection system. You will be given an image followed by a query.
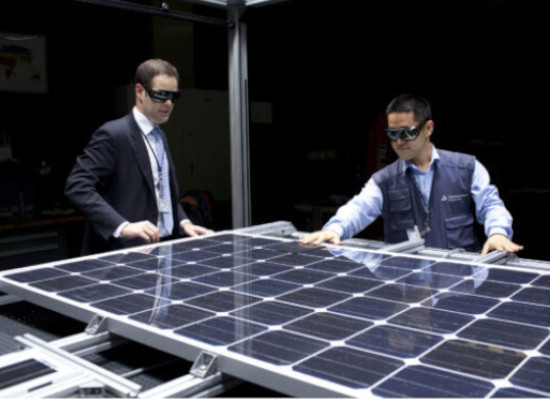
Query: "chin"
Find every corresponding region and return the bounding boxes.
[397,152,412,161]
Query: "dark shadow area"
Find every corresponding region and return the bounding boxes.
[0,0,547,262]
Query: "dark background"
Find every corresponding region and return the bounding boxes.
[0,0,548,261]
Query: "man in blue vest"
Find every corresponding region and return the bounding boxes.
[299,93,522,254]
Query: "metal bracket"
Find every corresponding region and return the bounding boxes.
[506,252,520,263]
[85,315,108,335]
[190,351,218,379]
[381,238,425,254]
[473,250,509,265]
[78,381,106,398]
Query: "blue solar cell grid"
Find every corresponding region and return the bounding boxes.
[1,231,550,398]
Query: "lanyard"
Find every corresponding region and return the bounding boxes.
[142,130,164,171]
[408,169,431,237]
[141,130,166,197]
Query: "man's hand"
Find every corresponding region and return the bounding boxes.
[481,234,524,255]
[121,221,160,243]
[298,229,342,246]
[182,221,214,237]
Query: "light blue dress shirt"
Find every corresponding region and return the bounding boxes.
[324,145,513,242]
[113,108,191,238]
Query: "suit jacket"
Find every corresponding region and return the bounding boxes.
[65,113,188,254]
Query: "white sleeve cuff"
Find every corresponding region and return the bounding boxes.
[113,221,130,238]
[488,228,508,238]
[325,224,344,240]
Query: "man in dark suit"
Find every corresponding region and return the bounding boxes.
[65,59,212,254]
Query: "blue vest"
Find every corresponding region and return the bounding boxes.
[372,150,480,251]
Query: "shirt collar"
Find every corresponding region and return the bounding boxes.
[399,144,440,175]
[132,106,156,135]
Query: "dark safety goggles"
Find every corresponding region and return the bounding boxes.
[147,88,181,103]
[384,119,428,142]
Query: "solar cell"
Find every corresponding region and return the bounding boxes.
[380,255,435,270]
[278,287,350,308]
[54,258,114,272]
[80,264,143,280]
[60,283,131,303]
[488,301,550,327]
[372,365,495,397]
[347,324,443,358]
[512,286,550,306]
[233,261,292,276]
[388,306,474,334]
[232,278,300,297]
[420,340,526,379]
[450,279,521,298]
[229,330,328,365]
[491,387,546,398]
[31,275,97,292]
[174,316,266,346]
[532,275,550,288]
[230,300,312,325]
[329,296,408,320]
[294,346,404,389]
[457,318,549,350]
[130,303,214,329]
[306,258,363,273]
[1,231,549,398]
[91,293,158,315]
[427,293,500,314]
[317,275,381,294]
[284,312,372,341]
[509,357,550,393]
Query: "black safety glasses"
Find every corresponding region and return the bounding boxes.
[147,88,181,103]
[384,119,428,142]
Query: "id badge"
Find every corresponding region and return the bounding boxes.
[158,198,171,213]
[406,225,421,241]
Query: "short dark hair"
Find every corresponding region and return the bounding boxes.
[134,58,179,88]
[385,93,432,123]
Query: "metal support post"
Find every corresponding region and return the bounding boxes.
[228,1,252,228]
[15,334,142,397]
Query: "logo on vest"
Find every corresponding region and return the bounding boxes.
[441,193,468,202]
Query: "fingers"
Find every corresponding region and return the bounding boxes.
[481,241,491,255]
[182,222,214,237]
[497,241,524,253]
[121,221,214,243]
[121,221,160,243]
[194,226,214,235]
[298,230,342,246]
[481,234,524,255]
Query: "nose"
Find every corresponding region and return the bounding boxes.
[162,98,175,107]
[395,137,406,145]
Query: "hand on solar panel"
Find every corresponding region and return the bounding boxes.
[181,220,214,237]
[121,220,160,243]
[298,229,342,245]
[481,234,523,255]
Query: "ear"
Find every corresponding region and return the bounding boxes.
[424,120,435,138]
[135,83,145,103]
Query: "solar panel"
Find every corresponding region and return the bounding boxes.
[1,231,550,398]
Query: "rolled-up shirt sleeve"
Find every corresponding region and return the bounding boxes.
[471,160,513,239]
[323,178,383,240]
